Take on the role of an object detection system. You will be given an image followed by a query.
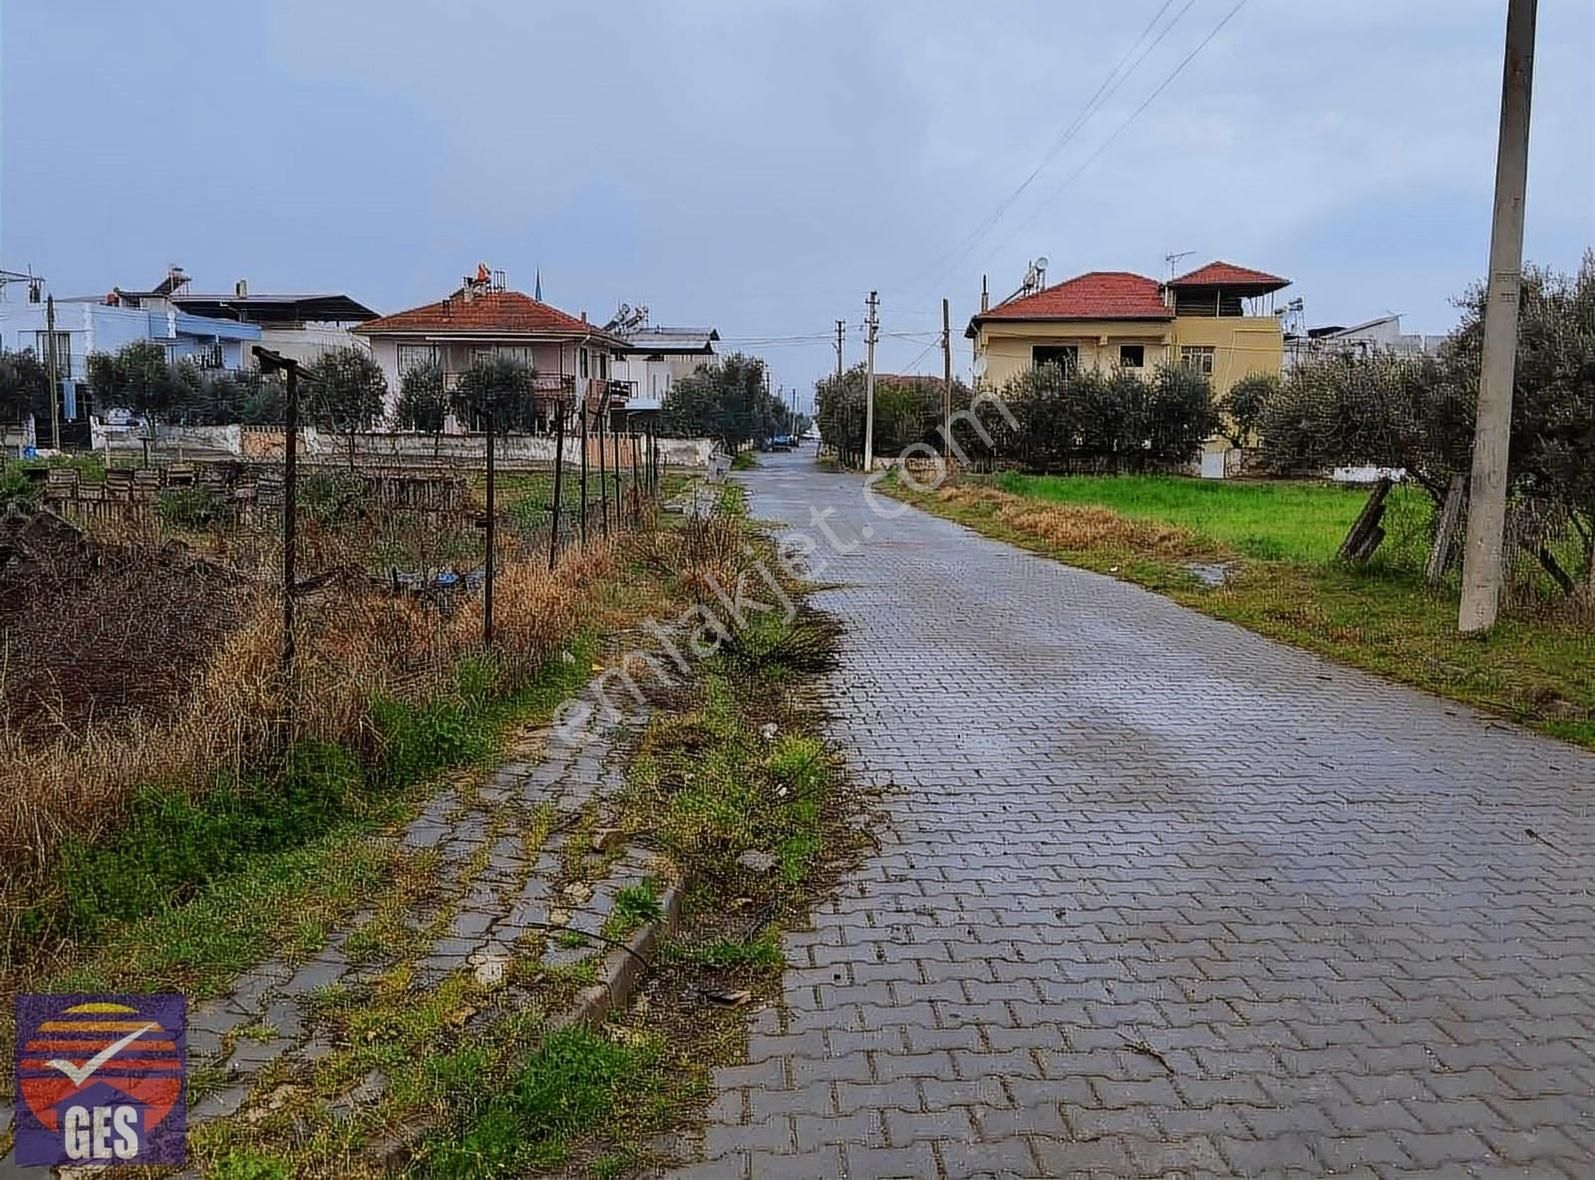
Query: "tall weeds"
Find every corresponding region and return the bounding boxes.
[0,539,619,921]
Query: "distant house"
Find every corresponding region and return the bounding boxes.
[0,268,264,441]
[1285,313,1447,369]
[172,281,378,367]
[0,269,264,381]
[966,261,1292,400]
[607,311,719,412]
[353,269,628,424]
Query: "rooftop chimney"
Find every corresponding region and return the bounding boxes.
[235,278,248,298]
[981,275,989,314]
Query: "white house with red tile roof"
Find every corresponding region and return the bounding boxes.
[353,272,628,422]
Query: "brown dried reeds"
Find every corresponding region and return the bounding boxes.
[0,537,619,900]
[934,484,1208,560]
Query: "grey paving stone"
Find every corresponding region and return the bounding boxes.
[664,453,1595,1178]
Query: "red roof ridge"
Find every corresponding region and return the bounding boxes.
[1168,260,1290,288]
[976,270,1171,325]
[354,288,624,344]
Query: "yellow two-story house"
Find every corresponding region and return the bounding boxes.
[965,259,1290,431]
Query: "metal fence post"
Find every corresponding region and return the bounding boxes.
[282,361,298,679]
[549,404,565,570]
[612,417,623,530]
[579,404,589,545]
[484,403,495,648]
[597,406,609,536]
[629,424,642,525]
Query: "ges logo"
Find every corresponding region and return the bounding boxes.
[13,994,187,1167]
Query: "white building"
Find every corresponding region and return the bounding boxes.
[1286,314,1448,369]
[610,321,719,411]
[172,283,378,368]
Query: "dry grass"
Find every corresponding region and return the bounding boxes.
[0,535,620,902]
[627,501,755,607]
[933,483,1210,560]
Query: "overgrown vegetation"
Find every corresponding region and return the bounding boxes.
[1256,255,1595,594]
[816,359,1217,471]
[992,471,1426,564]
[1,533,619,981]
[662,353,790,450]
[814,366,969,464]
[85,340,290,427]
[414,555,862,1177]
[420,1026,658,1178]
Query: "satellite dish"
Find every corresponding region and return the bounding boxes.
[1035,256,1049,271]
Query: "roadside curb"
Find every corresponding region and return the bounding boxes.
[374,880,684,1173]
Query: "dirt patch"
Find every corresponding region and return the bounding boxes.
[0,510,255,736]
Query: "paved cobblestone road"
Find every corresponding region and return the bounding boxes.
[673,452,1594,1179]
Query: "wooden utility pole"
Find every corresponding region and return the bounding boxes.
[863,291,879,471]
[45,295,61,450]
[941,297,953,463]
[1459,0,1537,635]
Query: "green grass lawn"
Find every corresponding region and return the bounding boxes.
[992,471,1428,564]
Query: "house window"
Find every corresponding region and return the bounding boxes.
[35,331,71,377]
[579,348,590,379]
[1119,344,1145,369]
[1181,345,1216,375]
[397,343,439,374]
[1032,345,1077,372]
[598,351,608,380]
[496,345,535,368]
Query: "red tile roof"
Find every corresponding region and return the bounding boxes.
[354,289,623,345]
[1168,260,1290,290]
[976,271,1172,325]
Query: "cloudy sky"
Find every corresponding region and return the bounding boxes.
[3,1,1591,406]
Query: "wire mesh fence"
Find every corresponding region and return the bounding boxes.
[0,405,668,890]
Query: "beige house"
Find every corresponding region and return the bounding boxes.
[966,261,1291,399]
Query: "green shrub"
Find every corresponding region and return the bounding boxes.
[155,486,225,529]
[608,881,662,935]
[56,742,364,934]
[299,471,368,526]
[422,1027,653,1177]
[0,464,39,511]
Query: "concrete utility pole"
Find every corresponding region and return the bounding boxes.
[834,319,846,379]
[45,295,61,450]
[863,291,879,471]
[1459,0,1537,635]
[941,297,953,463]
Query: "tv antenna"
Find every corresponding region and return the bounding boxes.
[1164,251,1196,280]
[0,266,45,302]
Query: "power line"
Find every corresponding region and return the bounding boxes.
[980,0,1252,269]
[910,0,1191,299]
